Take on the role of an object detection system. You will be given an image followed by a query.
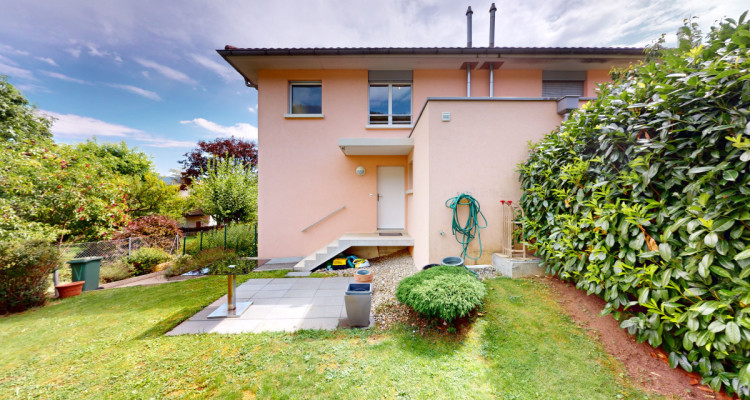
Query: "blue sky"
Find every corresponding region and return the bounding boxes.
[1,0,747,176]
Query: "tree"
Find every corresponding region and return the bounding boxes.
[75,139,152,177]
[178,137,257,186]
[191,157,257,224]
[124,172,186,220]
[0,140,130,244]
[0,75,53,143]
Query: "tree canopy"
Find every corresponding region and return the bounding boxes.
[179,137,257,187]
[0,79,187,243]
[191,156,257,224]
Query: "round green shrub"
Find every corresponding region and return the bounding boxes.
[396,266,486,322]
[125,247,171,276]
[0,240,60,314]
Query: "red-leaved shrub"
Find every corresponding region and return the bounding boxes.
[113,215,183,250]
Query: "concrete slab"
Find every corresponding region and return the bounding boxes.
[253,290,288,299]
[286,271,311,277]
[167,277,373,335]
[306,305,344,318]
[492,253,544,278]
[283,289,317,298]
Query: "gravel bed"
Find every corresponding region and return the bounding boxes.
[317,251,498,329]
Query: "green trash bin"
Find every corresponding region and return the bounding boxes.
[67,257,103,292]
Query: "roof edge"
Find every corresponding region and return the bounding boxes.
[217,46,645,57]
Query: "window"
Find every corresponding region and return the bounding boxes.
[369,84,412,125]
[542,71,585,98]
[289,82,322,114]
[368,70,412,126]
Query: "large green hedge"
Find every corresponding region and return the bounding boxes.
[518,15,750,397]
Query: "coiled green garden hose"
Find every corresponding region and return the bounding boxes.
[445,193,487,261]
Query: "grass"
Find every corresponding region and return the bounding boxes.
[0,276,660,399]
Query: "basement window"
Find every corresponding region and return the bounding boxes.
[542,71,585,98]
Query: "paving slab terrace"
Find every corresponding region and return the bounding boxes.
[166,277,373,335]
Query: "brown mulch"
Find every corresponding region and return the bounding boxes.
[540,275,733,400]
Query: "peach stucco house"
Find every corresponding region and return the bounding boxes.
[218,21,643,271]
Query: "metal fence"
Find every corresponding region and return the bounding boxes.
[58,235,180,265]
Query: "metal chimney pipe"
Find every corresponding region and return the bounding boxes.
[489,3,497,48]
[466,6,473,48]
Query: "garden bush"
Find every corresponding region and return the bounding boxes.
[518,15,750,397]
[185,223,256,256]
[0,240,60,314]
[113,215,182,250]
[396,266,486,322]
[99,260,133,283]
[125,247,171,276]
[165,248,238,277]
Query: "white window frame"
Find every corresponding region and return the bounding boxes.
[287,81,323,117]
[368,83,412,126]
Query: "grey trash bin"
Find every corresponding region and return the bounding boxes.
[344,283,371,327]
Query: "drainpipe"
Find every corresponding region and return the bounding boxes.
[466,6,473,48]
[489,3,497,97]
[489,64,494,97]
[465,6,474,97]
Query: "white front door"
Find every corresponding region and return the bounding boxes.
[377,166,405,229]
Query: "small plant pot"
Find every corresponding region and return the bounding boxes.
[354,269,373,283]
[56,281,84,298]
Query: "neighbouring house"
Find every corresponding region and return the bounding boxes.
[183,209,216,229]
[218,6,644,270]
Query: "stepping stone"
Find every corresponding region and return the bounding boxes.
[285,271,311,277]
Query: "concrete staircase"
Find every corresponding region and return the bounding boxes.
[293,232,414,271]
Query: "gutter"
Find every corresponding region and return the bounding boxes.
[217,48,258,88]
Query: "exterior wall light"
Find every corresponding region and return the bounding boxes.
[355,166,366,176]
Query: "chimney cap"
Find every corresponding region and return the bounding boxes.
[466,6,473,15]
[489,3,496,12]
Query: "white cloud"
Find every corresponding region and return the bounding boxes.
[41,110,192,147]
[131,134,194,148]
[0,44,30,56]
[247,106,256,113]
[141,70,150,79]
[180,118,257,141]
[190,53,235,82]
[0,62,35,81]
[36,57,58,67]
[86,43,122,62]
[135,57,197,85]
[107,83,162,101]
[65,47,82,58]
[42,110,143,138]
[41,71,88,84]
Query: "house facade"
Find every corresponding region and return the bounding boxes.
[219,44,643,270]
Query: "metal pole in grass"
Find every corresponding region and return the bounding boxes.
[183,235,186,256]
[254,222,258,256]
[200,230,203,251]
[224,224,227,250]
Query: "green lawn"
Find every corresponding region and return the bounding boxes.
[0,275,660,399]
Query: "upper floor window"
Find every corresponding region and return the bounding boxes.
[289,82,322,115]
[542,71,585,98]
[368,70,412,126]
